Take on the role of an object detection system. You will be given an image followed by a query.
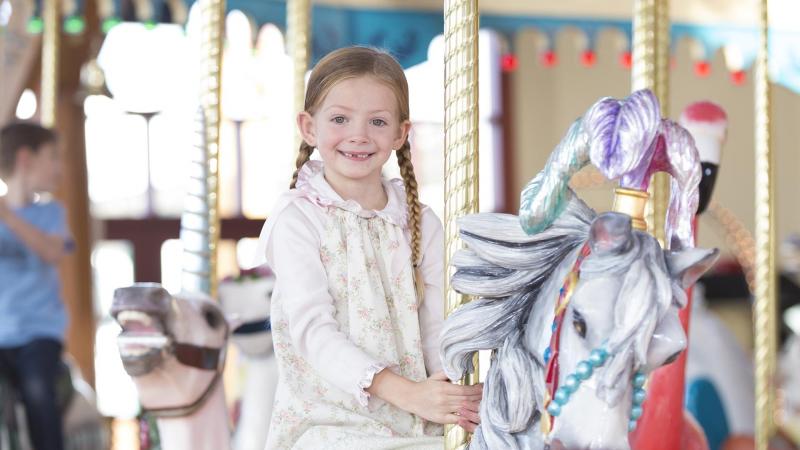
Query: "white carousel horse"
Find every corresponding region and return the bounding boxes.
[218,269,278,450]
[778,308,800,448]
[112,284,230,450]
[685,285,755,450]
[441,198,717,450]
[440,90,719,450]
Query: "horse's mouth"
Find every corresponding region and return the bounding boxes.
[115,310,170,377]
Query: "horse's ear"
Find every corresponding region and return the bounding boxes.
[665,248,720,289]
[589,212,632,254]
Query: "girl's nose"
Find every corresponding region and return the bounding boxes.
[348,133,369,144]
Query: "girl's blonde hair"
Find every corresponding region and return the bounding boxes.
[290,46,425,301]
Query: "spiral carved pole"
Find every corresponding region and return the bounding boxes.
[631,0,670,245]
[753,0,777,448]
[443,0,480,448]
[287,0,310,152]
[40,0,59,126]
[184,0,224,298]
[629,2,681,450]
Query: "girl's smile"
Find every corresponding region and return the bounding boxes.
[337,150,376,161]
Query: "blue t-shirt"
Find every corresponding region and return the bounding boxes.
[0,201,70,347]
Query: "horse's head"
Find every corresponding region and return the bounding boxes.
[111,283,228,416]
[525,212,718,449]
[439,200,718,450]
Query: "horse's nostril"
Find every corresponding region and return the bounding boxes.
[663,350,682,366]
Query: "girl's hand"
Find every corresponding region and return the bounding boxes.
[367,369,483,427]
[399,372,483,426]
[457,398,481,432]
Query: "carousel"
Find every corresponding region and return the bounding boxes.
[0,0,798,449]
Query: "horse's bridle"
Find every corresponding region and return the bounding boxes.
[539,240,648,438]
[142,325,229,419]
[541,243,591,433]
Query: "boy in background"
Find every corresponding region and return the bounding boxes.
[0,122,72,450]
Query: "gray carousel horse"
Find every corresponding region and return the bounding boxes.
[440,90,719,450]
[112,107,231,450]
[112,285,230,450]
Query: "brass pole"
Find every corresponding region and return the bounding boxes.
[754,0,777,448]
[443,0,480,448]
[650,0,670,246]
[287,0,310,151]
[40,0,59,126]
[631,0,657,95]
[198,0,224,298]
[632,0,669,245]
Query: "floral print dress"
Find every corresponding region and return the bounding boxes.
[256,161,444,449]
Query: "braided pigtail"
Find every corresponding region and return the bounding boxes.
[396,141,425,303]
[289,141,315,189]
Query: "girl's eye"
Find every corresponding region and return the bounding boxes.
[332,116,346,124]
[371,119,387,127]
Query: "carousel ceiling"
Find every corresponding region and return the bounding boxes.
[12,0,800,93]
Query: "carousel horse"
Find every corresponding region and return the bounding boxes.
[112,284,230,450]
[679,101,757,450]
[440,90,719,450]
[685,285,755,450]
[218,267,278,450]
[681,101,798,450]
[778,311,800,448]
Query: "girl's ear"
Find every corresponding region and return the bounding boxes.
[297,111,317,147]
[393,120,411,150]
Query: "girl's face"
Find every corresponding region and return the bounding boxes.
[298,75,410,187]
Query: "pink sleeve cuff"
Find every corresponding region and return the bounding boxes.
[356,362,388,407]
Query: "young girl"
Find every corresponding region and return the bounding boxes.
[254,47,482,449]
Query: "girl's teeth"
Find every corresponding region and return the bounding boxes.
[344,152,370,159]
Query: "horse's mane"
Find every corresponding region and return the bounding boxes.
[439,194,592,448]
[440,192,677,449]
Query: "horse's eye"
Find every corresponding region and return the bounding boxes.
[572,310,587,339]
[202,306,224,329]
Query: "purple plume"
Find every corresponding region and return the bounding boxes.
[586,90,662,189]
[651,120,701,249]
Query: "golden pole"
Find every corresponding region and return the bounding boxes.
[443,0,479,448]
[654,0,670,117]
[631,0,657,95]
[754,0,777,448]
[40,0,59,126]
[198,0,224,298]
[650,0,670,245]
[632,0,669,245]
[629,3,681,449]
[287,0,311,151]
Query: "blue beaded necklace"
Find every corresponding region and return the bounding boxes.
[540,244,648,436]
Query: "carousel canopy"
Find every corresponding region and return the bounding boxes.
[14,0,800,93]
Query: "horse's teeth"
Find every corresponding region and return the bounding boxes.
[118,310,154,326]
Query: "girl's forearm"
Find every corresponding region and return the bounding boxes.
[366,368,416,412]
